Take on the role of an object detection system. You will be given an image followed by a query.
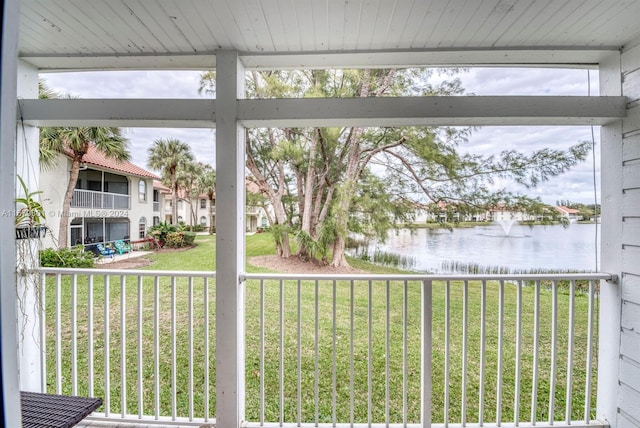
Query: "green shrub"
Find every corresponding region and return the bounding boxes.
[40,246,96,268]
[182,225,205,232]
[183,231,196,245]
[148,221,177,247]
[164,231,197,248]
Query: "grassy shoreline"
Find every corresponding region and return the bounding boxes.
[45,233,598,423]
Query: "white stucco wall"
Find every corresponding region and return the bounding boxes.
[39,156,156,246]
[617,40,640,427]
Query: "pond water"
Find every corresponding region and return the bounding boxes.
[353,223,601,273]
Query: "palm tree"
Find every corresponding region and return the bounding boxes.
[196,164,216,234]
[147,138,194,225]
[176,161,204,226]
[40,127,130,247]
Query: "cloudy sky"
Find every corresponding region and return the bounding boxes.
[41,67,600,205]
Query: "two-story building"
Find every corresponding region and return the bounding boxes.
[163,183,270,232]
[40,144,160,247]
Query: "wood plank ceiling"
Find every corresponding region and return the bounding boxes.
[18,0,640,70]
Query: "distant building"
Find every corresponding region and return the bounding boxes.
[554,205,581,222]
[40,144,160,247]
[162,180,272,233]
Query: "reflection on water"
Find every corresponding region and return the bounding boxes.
[353,223,601,273]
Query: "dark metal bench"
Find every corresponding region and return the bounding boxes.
[21,391,102,428]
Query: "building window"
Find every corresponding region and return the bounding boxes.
[139,180,146,202]
[200,216,207,226]
[153,216,160,226]
[200,199,206,209]
[139,217,147,239]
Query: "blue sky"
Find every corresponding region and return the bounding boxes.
[41,67,600,205]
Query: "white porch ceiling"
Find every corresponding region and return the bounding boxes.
[19,0,640,71]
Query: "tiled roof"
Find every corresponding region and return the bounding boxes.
[555,206,580,214]
[153,180,171,193]
[66,144,159,179]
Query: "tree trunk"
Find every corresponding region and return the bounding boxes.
[172,184,179,225]
[329,71,375,267]
[330,178,356,267]
[246,135,291,257]
[58,156,82,248]
[297,132,319,259]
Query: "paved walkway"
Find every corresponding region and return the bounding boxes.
[95,250,152,265]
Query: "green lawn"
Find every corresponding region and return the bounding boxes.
[45,233,598,424]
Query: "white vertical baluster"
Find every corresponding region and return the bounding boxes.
[280,279,285,425]
[385,280,390,428]
[171,276,177,420]
[496,280,504,426]
[531,280,541,423]
[444,280,450,427]
[350,280,355,427]
[332,279,337,426]
[368,280,373,427]
[71,274,78,396]
[259,279,265,425]
[204,277,210,422]
[403,280,408,427]
[120,275,127,417]
[55,273,62,394]
[154,276,160,420]
[479,280,486,426]
[462,280,468,426]
[104,275,110,417]
[298,280,302,426]
[315,280,319,426]
[188,277,194,420]
[565,280,575,424]
[549,280,558,424]
[40,272,47,393]
[514,281,522,426]
[584,280,595,423]
[421,280,432,428]
[137,276,143,418]
[88,275,95,397]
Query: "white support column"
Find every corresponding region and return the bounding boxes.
[1,0,24,426]
[16,59,43,393]
[215,50,246,428]
[597,51,623,426]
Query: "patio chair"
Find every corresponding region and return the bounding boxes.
[113,239,131,255]
[96,243,115,258]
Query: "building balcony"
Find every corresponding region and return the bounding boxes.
[71,189,130,211]
[38,268,610,428]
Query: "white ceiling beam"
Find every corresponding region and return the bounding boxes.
[239,96,626,127]
[24,53,216,72]
[25,48,619,72]
[18,99,216,127]
[18,96,626,128]
[241,49,617,70]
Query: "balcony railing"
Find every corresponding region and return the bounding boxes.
[71,189,130,210]
[39,268,610,427]
[246,206,260,215]
[153,201,160,212]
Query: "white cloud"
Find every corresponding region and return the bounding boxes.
[40,67,601,204]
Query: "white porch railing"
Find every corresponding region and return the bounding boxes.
[71,189,130,210]
[39,268,610,427]
[246,206,260,215]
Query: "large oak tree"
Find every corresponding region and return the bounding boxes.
[201,69,590,267]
